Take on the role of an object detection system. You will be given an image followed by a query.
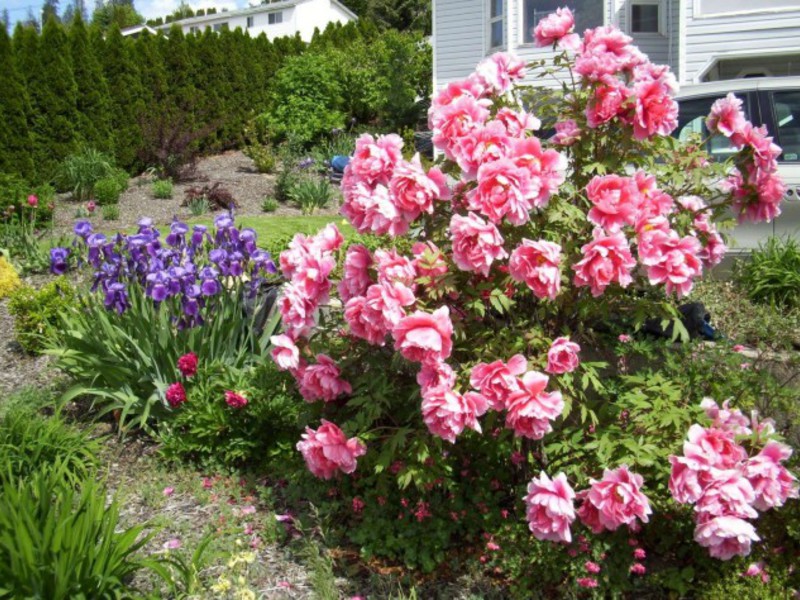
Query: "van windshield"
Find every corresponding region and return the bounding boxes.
[772,91,800,162]
[676,94,751,161]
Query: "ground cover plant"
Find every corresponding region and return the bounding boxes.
[266,9,799,594]
[736,236,800,310]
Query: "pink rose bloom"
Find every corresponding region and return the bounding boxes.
[449,212,508,276]
[496,107,541,137]
[695,470,758,519]
[393,305,454,363]
[297,420,367,479]
[684,424,748,470]
[586,174,640,232]
[421,385,488,443]
[338,244,373,304]
[706,93,747,139]
[744,441,799,511]
[466,158,537,225]
[572,229,636,297]
[412,241,448,282]
[553,119,581,146]
[417,359,456,393]
[278,283,317,339]
[639,229,703,297]
[576,465,652,533]
[632,78,679,140]
[546,337,581,374]
[270,334,300,371]
[224,390,248,409]
[349,133,403,186]
[585,79,630,128]
[375,249,416,288]
[299,354,353,402]
[389,153,449,219]
[470,354,527,411]
[511,137,567,207]
[575,26,645,81]
[508,239,562,300]
[474,52,526,94]
[533,7,579,50]
[431,95,490,159]
[699,398,752,436]
[453,121,513,179]
[524,471,576,543]
[505,371,564,439]
[694,515,759,560]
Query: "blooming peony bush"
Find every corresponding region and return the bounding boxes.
[269,7,797,586]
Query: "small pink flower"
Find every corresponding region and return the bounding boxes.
[577,577,598,589]
[618,334,632,343]
[470,354,527,411]
[534,7,579,50]
[732,344,746,353]
[299,354,353,402]
[573,229,636,297]
[393,306,453,363]
[163,486,175,497]
[633,548,646,560]
[553,119,581,146]
[508,239,562,300]
[546,337,580,375]
[576,465,652,533]
[449,212,508,277]
[421,385,488,443]
[585,561,601,574]
[27,194,38,207]
[224,390,248,409]
[87,200,96,213]
[630,563,646,575]
[240,505,256,516]
[296,420,367,479]
[270,334,300,371]
[166,382,186,408]
[201,477,213,489]
[694,515,760,560]
[486,541,501,551]
[163,538,182,550]
[352,497,365,514]
[740,362,752,370]
[176,352,198,377]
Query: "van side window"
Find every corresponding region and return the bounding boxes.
[676,94,750,161]
[772,91,800,162]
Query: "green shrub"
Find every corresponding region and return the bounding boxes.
[244,144,278,174]
[8,277,77,354]
[736,236,800,310]
[274,164,299,203]
[0,173,55,224]
[112,167,130,192]
[288,176,336,215]
[261,197,279,213]
[56,147,115,201]
[188,197,209,216]
[152,178,174,199]
[93,175,123,206]
[102,203,120,220]
[0,464,162,600]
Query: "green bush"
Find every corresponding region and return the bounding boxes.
[0,464,162,600]
[244,143,278,174]
[288,176,336,215]
[56,147,115,201]
[187,197,209,216]
[0,173,55,224]
[736,236,800,310]
[8,277,77,354]
[262,197,279,213]
[152,178,174,199]
[112,167,130,192]
[93,175,123,206]
[274,163,300,204]
[102,203,120,220]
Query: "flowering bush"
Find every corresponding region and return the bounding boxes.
[268,8,797,588]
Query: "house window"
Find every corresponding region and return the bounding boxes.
[189,26,198,33]
[488,0,504,50]
[268,11,283,25]
[630,1,661,34]
[522,1,604,45]
[213,22,229,32]
[247,16,254,28]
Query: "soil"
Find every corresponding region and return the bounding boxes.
[51,150,340,238]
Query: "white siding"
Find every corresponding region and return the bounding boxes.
[684,2,800,83]
[433,0,487,89]
[616,0,679,72]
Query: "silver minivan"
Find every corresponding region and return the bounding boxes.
[676,77,800,252]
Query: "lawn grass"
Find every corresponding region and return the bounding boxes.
[191,214,354,247]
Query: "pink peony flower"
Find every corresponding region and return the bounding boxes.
[270,334,300,371]
[618,334,632,343]
[707,93,747,139]
[430,78,487,112]
[495,107,541,137]
[417,359,456,393]
[744,441,799,511]
[695,470,758,519]
[166,382,187,408]
[630,563,646,576]
[453,121,513,179]
[633,548,646,560]
[375,249,416,288]
[533,7,579,50]
[421,385,488,443]
[431,95,490,160]
[345,282,416,345]
[694,515,759,560]
[511,137,567,206]
[470,354,527,411]
[296,420,367,479]
[576,465,652,533]
[349,133,404,186]
[577,577,598,588]
[177,352,198,377]
[638,229,703,297]
[668,454,715,505]
[341,182,411,237]
[449,212,508,276]
[505,371,564,439]
[585,79,631,128]
[508,239,562,300]
[683,425,748,470]
[585,561,601,574]
[632,77,679,140]
[572,229,636,297]
[743,562,769,583]
[278,283,318,340]
[299,354,352,402]
[546,337,581,374]
[524,471,576,543]
[586,174,640,232]
[699,398,751,436]
[553,119,581,146]
[474,52,526,94]
[338,244,373,303]
[466,158,537,225]
[224,390,248,409]
[575,26,645,81]
[392,305,454,363]
[389,153,449,219]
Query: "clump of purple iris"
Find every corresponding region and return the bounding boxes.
[50,213,278,328]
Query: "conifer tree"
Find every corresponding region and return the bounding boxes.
[69,13,114,152]
[30,16,79,179]
[12,24,39,89]
[0,27,35,179]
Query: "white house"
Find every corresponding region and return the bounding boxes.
[155,0,357,42]
[432,0,800,90]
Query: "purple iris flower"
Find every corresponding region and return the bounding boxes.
[190,225,208,247]
[251,250,277,274]
[209,248,227,264]
[74,220,93,239]
[165,221,189,248]
[104,282,130,314]
[50,247,70,275]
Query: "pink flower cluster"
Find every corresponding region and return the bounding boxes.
[709,94,786,223]
[525,465,651,544]
[669,399,799,560]
[296,420,367,479]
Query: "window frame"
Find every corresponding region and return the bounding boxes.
[486,0,505,53]
[766,90,800,163]
[694,0,800,19]
[246,15,254,28]
[268,11,283,25]
[628,0,664,36]
[518,2,606,47]
[213,22,229,32]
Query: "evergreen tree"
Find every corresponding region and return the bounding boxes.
[0,27,35,180]
[92,0,143,31]
[42,0,62,24]
[1,9,9,33]
[69,13,114,152]
[102,24,144,169]
[29,16,79,180]
[12,24,39,89]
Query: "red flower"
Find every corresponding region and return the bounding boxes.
[225,390,248,409]
[177,352,198,377]
[166,382,186,408]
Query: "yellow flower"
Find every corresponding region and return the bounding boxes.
[234,589,256,600]
[0,257,21,299]
[210,576,232,593]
